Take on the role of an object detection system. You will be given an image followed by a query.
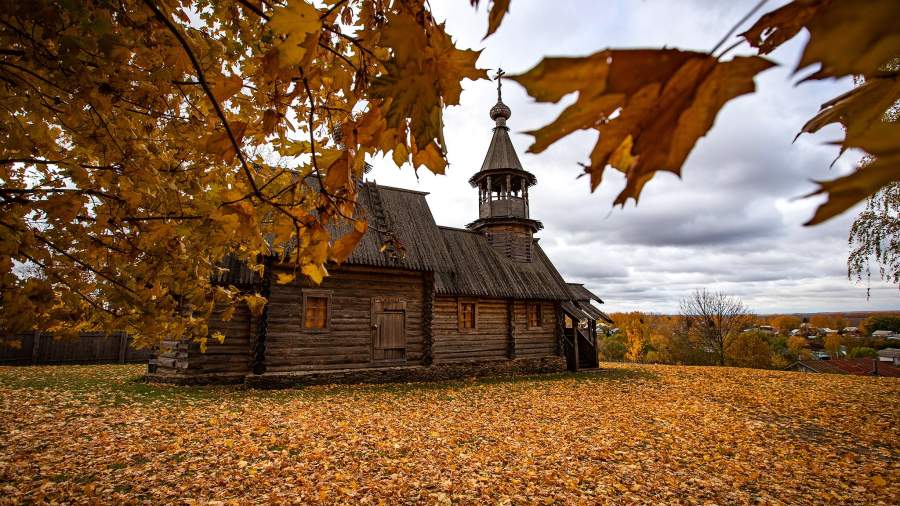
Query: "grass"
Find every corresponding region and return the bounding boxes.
[0,362,896,504]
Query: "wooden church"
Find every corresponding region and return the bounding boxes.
[149,81,611,386]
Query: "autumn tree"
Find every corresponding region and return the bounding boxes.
[809,315,847,331]
[726,330,772,369]
[787,335,811,361]
[2,0,898,345]
[610,311,654,363]
[679,289,754,366]
[0,0,485,344]
[861,315,900,335]
[824,333,843,359]
[769,315,802,335]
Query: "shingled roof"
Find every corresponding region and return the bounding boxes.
[479,125,524,172]
[567,283,604,304]
[214,182,581,301]
[434,227,572,300]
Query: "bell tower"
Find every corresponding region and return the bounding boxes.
[467,69,542,262]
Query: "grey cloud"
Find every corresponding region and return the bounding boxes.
[370,0,899,314]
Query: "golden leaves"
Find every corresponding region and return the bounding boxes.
[205,121,248,162]
[268,0,322,68]
[211,74,243,103]
[331,219,367,265]
[512,50,773,204]
[243,293,267,317]
[370,5,487,159]
[1,363,898,503]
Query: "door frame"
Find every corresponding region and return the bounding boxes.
[371,296,408,363]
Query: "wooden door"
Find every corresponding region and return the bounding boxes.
[372,297,407,361]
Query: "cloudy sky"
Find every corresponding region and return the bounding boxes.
[368,0,898,314]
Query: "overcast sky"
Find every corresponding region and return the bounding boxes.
[367,0,898,315]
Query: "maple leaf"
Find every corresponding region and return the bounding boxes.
[243,293,268,317]
[268,0,322,68]
[275,272,296,284]
[331,219,367,264]
[804,154,899,225]
[370,8,486,158]
[211,74,244,103]
[484,0,510,39]
[206,121,248,162]
[512,50,773,204]
[796,0,900,79]
[740,0,824,55]
[797,75,900,223]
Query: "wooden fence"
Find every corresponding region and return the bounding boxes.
[0,331,154,365]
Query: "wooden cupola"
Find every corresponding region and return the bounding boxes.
[467,69,542,262]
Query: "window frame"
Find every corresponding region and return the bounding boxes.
[301,289,333,332]
[527,302,543,329]
[458,299,478,334]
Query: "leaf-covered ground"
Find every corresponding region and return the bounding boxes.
[0,363,897,504]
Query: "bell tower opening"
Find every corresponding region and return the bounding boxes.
[467,68,542,262]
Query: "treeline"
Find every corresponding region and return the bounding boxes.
[601,290,899,369]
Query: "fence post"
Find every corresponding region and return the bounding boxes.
[31,330,41,364]
[118,332,128,364]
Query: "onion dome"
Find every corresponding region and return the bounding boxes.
[490,100,511,126]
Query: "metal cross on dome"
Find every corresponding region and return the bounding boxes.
[495,67,505,101]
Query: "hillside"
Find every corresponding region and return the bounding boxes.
[0,364,896,504]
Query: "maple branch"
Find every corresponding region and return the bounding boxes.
[18,250,122,318]
[142,0,260,197]
[320,0,348,21]
[237,0,269,20]
[122,215,203,222]
[33,233,139,295]
[321,26,378,60]
[0,187,123,202]
[0,218,137,297]
[318,41,358,71]
[299,73,385,235]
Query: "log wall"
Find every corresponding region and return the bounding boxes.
[150,302,254,382]
[432,296,558,363]
[262,265,425,373]
[512,301,559,359]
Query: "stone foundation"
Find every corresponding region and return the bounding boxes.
[245,356,567,389]
[145,356,568,388]
[144,371,247,386]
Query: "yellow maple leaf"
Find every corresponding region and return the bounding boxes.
[331,219,367,264]
[276,272,296,284]
[268,0,322,68]
[243,293,268,317]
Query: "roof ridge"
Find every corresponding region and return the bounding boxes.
[369,182,430,196]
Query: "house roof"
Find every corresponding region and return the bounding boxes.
[479,124,524,173]
[434,227,572,300]
[216,182,581,301]
[790,359,900,377]
[567,283,604,304]
[877,348,900,358]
